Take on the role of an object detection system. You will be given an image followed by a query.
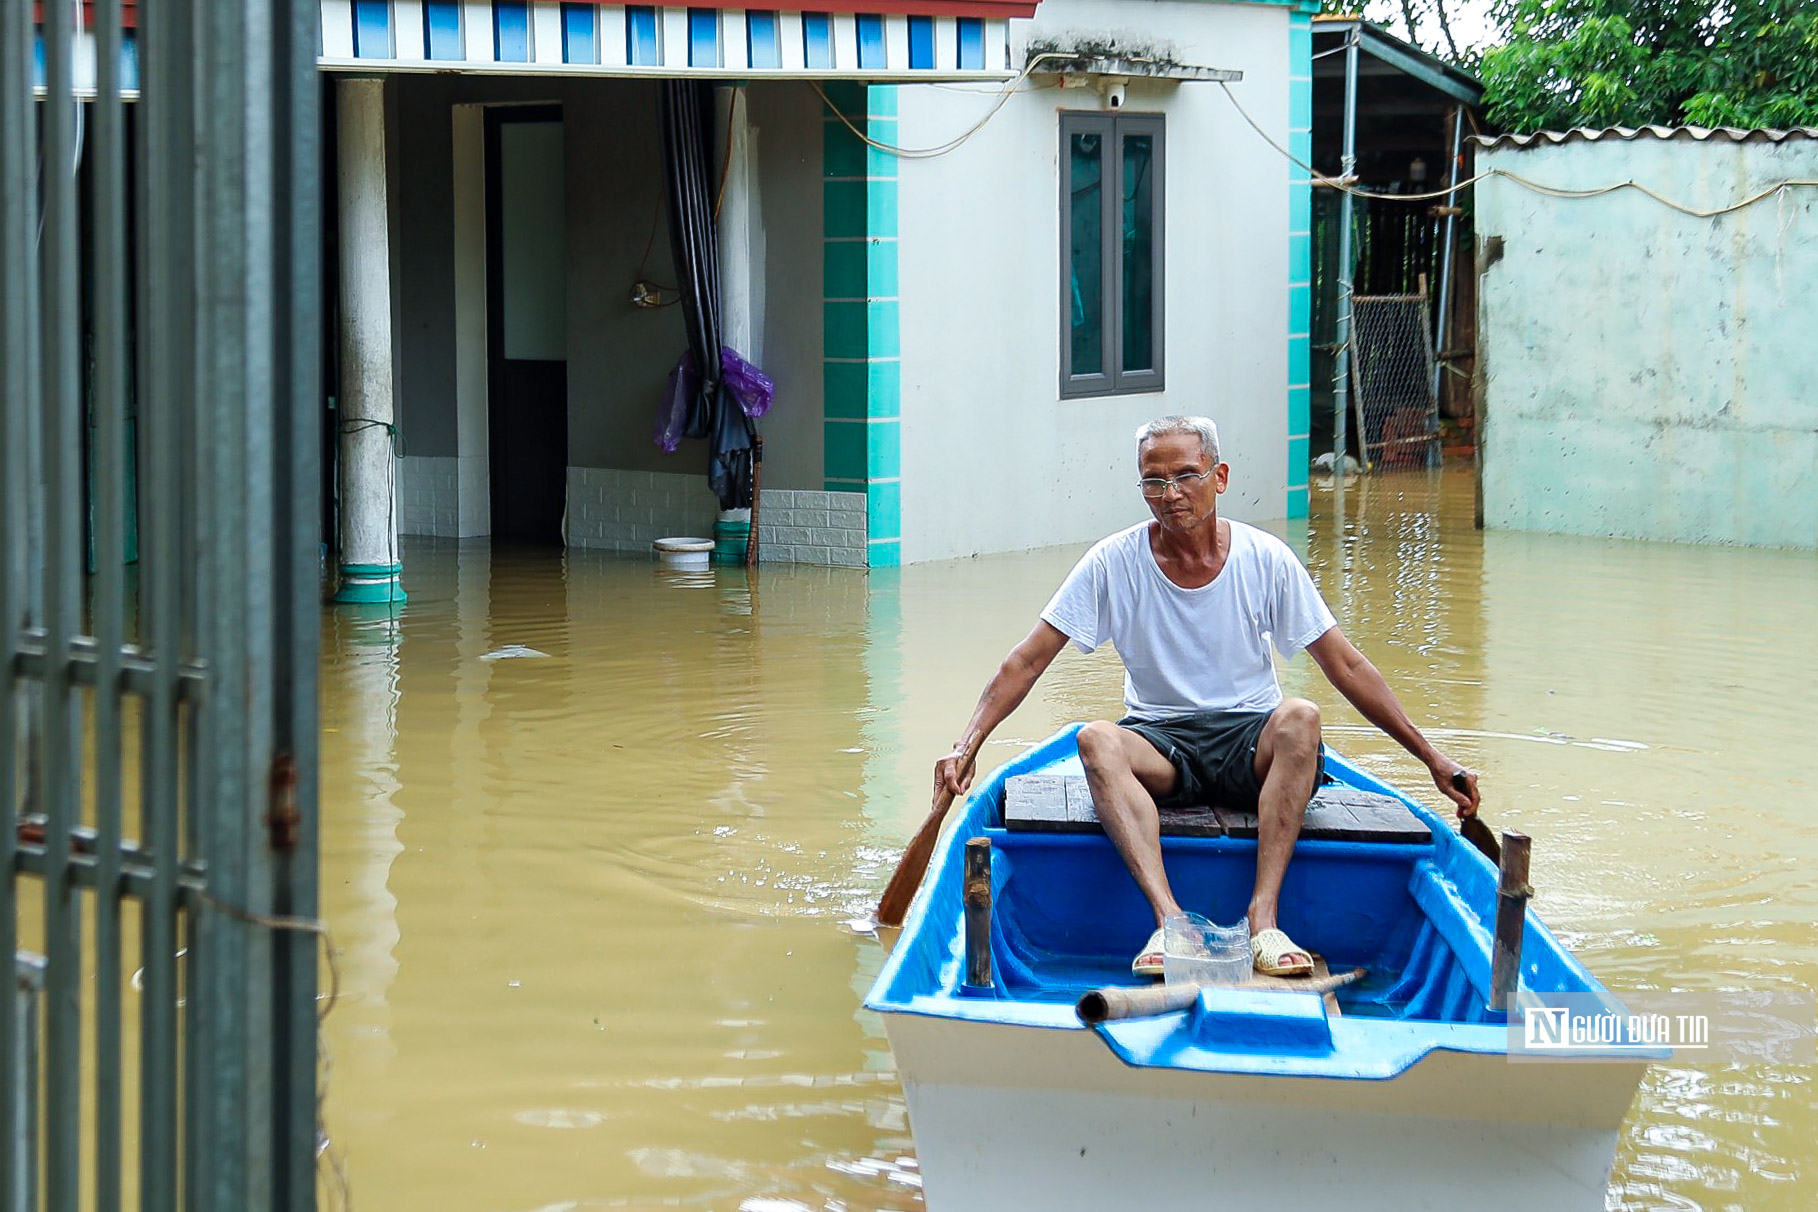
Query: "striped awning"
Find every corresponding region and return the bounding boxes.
[28,2,141,97]
[319,1,1027,79]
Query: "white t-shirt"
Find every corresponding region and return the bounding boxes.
[1040,519,1337,721]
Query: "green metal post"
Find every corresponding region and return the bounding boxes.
[1332,29,1359,471]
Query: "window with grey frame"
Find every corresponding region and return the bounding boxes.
[1061,112,1164,397]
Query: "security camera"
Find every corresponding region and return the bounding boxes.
[1103,82,1127,109]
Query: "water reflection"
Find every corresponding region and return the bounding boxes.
[320,473,1817,1211]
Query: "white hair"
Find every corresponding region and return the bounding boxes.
[1134,416,1220,465]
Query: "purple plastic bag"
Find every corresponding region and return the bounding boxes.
[653,353,696,452]
[720,347,774,420]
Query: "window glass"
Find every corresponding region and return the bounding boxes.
[1121,133,1154,373]
[803,13,833,69]
[1069,131,1104,378]
[626,7,659,65]
[1060,113,1162,397]
[956,17,984,70]
[746,12,780,68]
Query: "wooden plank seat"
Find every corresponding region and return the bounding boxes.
[1003,775,1432,844]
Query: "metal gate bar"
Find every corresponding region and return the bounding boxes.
[0,0,34,1194]
[92,2,133,1208]
[3,2,321,1209]
[136,0,191,1199]
[41,3,87,1208]
[10,956,43,1211]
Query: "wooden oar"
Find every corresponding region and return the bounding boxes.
[876,786,956,928]
[1454,770,1501,864]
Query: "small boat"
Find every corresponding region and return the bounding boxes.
[865,724,1649,1211]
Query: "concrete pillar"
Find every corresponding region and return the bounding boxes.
[334,77,407,604]
[451,104,490,537]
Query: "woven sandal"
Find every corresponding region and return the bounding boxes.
[1250,927,1314,977]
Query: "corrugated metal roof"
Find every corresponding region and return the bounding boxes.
[1475,125,1818,151]
[1311,16,1483,106]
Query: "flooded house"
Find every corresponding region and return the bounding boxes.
[317,0,1314,588]
[38,0,1315,587]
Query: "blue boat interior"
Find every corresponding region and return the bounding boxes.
[867,725,1635,1078]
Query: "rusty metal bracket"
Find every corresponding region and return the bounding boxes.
[266,753,301,851]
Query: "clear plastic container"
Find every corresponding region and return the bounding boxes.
[1162,912,1251,987]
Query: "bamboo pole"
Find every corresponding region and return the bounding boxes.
[1490,832,1532,1012]
[962,838,993,989]
[745,435,762,567]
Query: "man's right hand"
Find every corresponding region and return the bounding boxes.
[933,747,976,805]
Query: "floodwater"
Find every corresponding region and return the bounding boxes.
[319,469,1818,1211]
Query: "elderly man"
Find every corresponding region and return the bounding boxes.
[934,415,1479,977]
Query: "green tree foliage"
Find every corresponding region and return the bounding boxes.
[1479,0,1818,132]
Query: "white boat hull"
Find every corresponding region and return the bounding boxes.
[884,1012,1645,1212]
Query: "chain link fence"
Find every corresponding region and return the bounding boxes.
[1349,290,1440,469]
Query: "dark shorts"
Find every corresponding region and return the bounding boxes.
[1120,707,1320,811]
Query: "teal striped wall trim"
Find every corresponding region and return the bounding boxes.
[1286,10,1312,519]
[1288,384,1310,435]
[866,479,901,539]
[824,418,902,480]
[823,84,902,563]
[824,238,899,299]
[823,300,901,360]
[823,359,901,420]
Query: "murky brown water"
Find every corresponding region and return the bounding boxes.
[319,469,1818,1211]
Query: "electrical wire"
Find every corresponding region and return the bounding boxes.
[813,50,1080,160]
[713,86,741,222]
[34,0,87,250]
[817,40,1817,219]
[196,889,350,1209]
[1216,79,1818,219]
[337,417,403,625]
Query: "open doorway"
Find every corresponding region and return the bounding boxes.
[484,105,568,542]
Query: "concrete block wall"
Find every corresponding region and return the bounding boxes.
[756,489,868,566]
[401,464,868,566]
[566,466,722,553]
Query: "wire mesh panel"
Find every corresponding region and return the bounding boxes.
[2,2,321,1210]
[1349,290,1440,469]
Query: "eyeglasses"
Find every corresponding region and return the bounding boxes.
[1138,470,1211,498]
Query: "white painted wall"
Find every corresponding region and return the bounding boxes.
[747,81,828,494]
[894,0,1294,562]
